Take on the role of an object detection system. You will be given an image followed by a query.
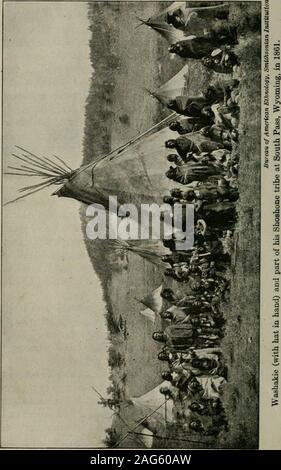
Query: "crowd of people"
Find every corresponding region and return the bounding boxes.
[94,2,244,446]
[149,4,241,438]
[166,2,239,73]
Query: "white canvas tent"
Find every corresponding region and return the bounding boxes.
[139,285,164,322]
[132,381,174,423]
[138,1,186,44]
[143,2,230,39]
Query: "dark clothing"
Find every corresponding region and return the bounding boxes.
[198,140,225,153]
[173,35,223,59]
[171,374,192,391]
[173,27,237,59]
[202,50,239,74]
[167,11,186,31]
[191,357,218,373]
[173,136,200,157]
[171,162,223,185]
[193,186,221,203]
[168,5,230,35]
[200,125,233,148]
[164,252,193,265]
[192,182,238,202]
[176,296,213,315]
[196,202,237,228]
[192,5,229,22]
[174,117,212,134]
[174,37,218,59]
[164,324,195,351]
[169,96,208,118]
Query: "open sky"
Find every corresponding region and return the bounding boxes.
[2,1,112,447]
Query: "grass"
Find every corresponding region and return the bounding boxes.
[80,1,261,448]
[218,24,261,449]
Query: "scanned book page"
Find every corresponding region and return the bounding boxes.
[0,0,279,450]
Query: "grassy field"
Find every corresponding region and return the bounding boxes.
[218,4,261,447]
[80,1,261,448]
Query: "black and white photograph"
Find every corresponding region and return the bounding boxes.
[1,0,267,452]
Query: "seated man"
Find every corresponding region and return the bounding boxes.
[159,384,179,401]
[152,324,195,351]
[165,161,223,185]
[189,419,222,437]
[165,138,200,158]
[211,101,240,130]
[172,185,219,204]
[193,4,229,21]
[169,29,237,59]
[161,370,192,390]
[169,118,210,134]
[187,374,226,399]
[191,180,239,202]
[167,4,230,34]
[195,201,237,228]
[162,195,177,205]
[161,306,190,324]
[161,287,213,313]
[161,253,193,266]
[202,48,239,74]
[166,153,187,166]
[170,120,192,134]
[199,140,225,153]
[166,10,186,31]
[189,398,224,417]
[200,125,237,147]
[167,152,200,167]
[169,354,219,377]
[166,136,225,159]
[167,265,193,283]
[153,322,220,351]
[166,95,208,117]
[157,348,222,368]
